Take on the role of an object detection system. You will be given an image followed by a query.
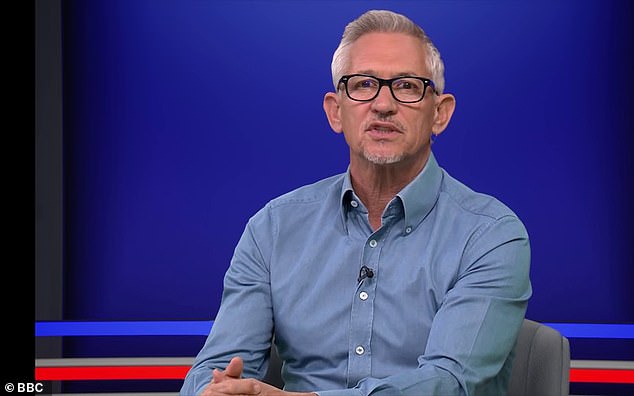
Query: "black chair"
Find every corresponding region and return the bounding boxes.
[507,319,570,396]
[264,319,570,395]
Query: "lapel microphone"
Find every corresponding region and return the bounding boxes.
[358,265,375,283]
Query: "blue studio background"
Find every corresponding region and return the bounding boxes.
[60,0,633,393]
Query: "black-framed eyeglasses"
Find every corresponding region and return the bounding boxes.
[338,74,436,103]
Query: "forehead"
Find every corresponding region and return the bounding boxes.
[346,32,429,77]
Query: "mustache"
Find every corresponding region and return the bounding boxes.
[363,117,406,132]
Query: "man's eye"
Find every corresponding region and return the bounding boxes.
[394,79,423,93]
[394,80,414,90]
[353,79,378,89]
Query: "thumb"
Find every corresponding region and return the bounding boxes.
[224,356,244,379]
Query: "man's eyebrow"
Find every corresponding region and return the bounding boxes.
[355,70,421,77]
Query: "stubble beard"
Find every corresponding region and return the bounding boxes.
[362,147,405,165]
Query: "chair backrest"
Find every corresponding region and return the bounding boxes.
[264,319,570,395]
[507,319,570,396]
[263,341,284,388]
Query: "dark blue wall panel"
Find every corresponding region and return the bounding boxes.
[60,0,633,392]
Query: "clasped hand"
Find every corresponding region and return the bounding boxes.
[200,356,315,396]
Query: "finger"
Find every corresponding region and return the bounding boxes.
[211,378,261,395]
[224,356,244,378]
[212,368,224,383]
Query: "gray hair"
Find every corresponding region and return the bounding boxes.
[331,10,446,94]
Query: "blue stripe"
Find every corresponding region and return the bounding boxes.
[35,321,634,339]
[35,321,213,336]
[545,323,634,339]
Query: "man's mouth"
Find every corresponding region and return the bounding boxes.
[366,122,402,137]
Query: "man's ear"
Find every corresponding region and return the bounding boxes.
[323,92,343,134]
[431,93,456,136]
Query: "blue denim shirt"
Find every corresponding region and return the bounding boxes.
[181,153,531,396]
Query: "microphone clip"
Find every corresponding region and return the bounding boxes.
[357,265,374,283]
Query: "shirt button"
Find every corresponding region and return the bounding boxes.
[405,226,412,234]
[359,291,368,300]
[350,200,358,208]
[355,345,365,355]
[369,239,377,248]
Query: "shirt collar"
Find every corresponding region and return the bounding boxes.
[396,151,443,234]
[339,152,443,234]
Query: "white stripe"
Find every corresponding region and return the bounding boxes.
[570,360,634,369]
[35,357,194,367]
[37,357,634,370]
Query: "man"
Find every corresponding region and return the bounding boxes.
[181,9,531,396]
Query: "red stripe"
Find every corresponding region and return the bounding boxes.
[35,366,634,384]
[35,366,190,380]
[569,369,634,384]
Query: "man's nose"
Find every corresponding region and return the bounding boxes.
[370,85,398,114]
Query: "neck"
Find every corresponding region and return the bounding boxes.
[350,151,430,230]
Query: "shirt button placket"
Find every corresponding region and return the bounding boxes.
[347,232,382,386]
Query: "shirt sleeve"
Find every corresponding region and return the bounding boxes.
[318,214,532,396]
[180,207,276,396]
